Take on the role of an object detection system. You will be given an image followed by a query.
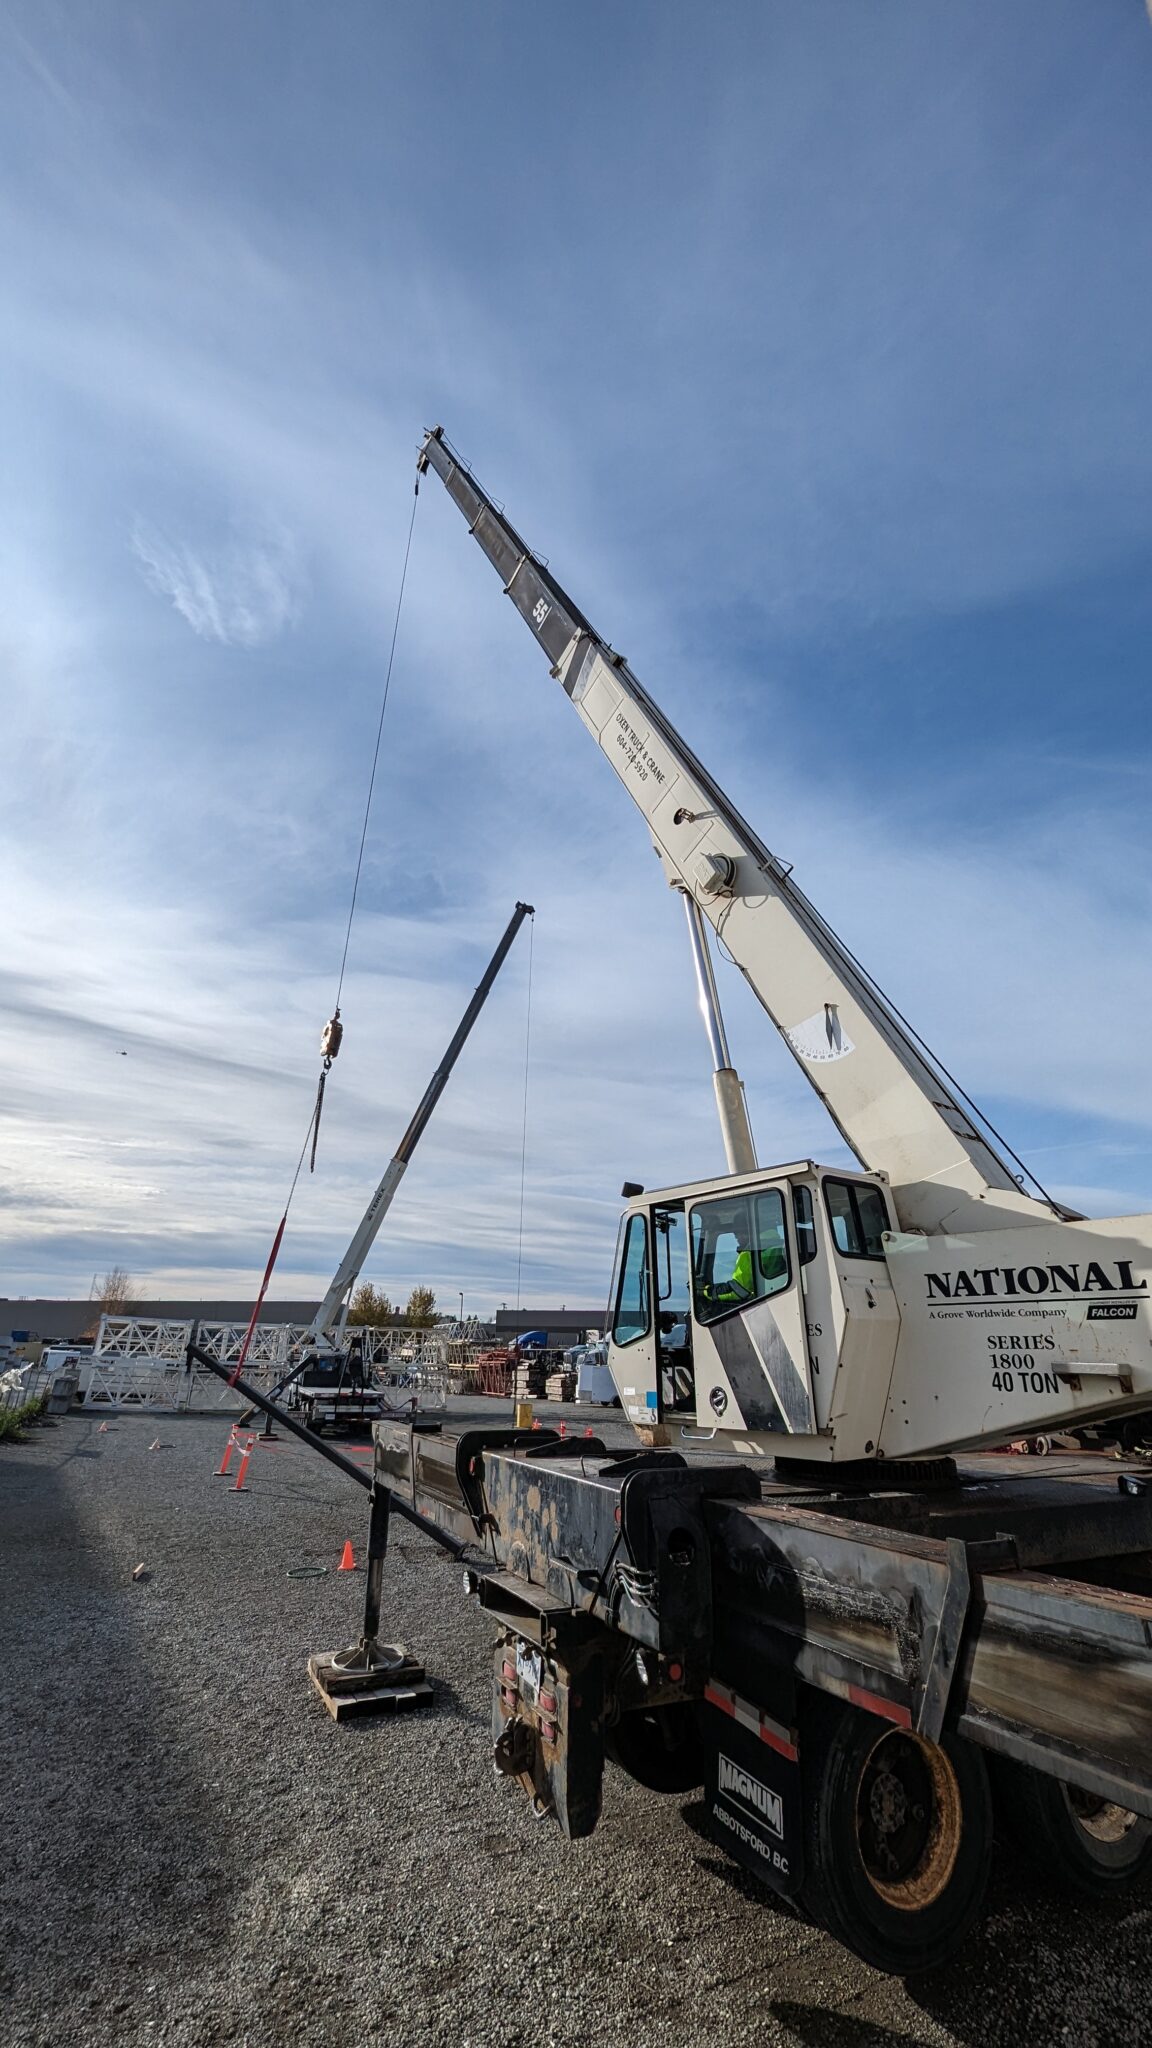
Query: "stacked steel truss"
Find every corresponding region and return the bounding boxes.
[87,1316,448,1411]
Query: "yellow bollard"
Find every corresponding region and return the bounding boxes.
[514,1400,534,1431]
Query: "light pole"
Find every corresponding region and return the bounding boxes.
[458,1290,464,1325]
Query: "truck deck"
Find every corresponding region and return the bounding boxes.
[378,1424,1152,1817]
[372,1420,1152,1967]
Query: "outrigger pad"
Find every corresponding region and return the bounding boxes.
[307,1645,433,1722]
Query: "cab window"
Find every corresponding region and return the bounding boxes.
[612,1212,651,1346]
[823,1179,889,1259]
[792,1185,818,1265]
[690,1188,790,1327]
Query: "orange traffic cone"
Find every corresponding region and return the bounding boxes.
[215,1428,240,1477]
[584,1426,594,1439]
[338,1540,356,1572]
[230,1434,256,1491]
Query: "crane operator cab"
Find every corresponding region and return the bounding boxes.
[605,1163,901,1465]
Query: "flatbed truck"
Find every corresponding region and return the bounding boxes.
[378,1417,1152,1972]
[284,1347,384,1435]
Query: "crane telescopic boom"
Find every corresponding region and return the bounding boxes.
[418,426,1056,1238]
[310,901,533,1337]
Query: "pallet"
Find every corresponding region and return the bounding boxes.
[307,1647,433,1722]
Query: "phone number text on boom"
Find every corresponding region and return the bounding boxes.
[614,712,667,787]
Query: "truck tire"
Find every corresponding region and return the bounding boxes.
[994,1759,1152,1893]
[800,1698,992,1975]
[606,1703,705,1794]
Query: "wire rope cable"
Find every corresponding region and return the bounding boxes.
[334,477,421,1009]
[712,882,1058,1211]
[229,1087,326,1380]
[234,475,422,1372]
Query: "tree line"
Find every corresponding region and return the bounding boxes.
[346,1282,438,1330]
[84,1268,439,1333]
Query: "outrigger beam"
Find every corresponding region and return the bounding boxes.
[187,1338,468,1717]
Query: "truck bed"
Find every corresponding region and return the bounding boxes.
[376,1422,1152,1818]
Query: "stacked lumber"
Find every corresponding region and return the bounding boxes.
[511,1354,547,1398]
[545,1370,576,1403]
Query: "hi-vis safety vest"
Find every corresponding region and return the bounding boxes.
[720,1244,785,1305]
[730,1249,756,1299]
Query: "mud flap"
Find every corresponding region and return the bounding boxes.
[703,1697,804,1897]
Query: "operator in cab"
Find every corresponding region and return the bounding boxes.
[702,1230,786,1315]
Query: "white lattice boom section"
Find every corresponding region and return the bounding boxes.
[89,1316,448,1411]
[96,1319,193,1360]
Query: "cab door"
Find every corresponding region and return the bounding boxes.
[687,1181,817,1438]
[652,1203,695,1417]
[605,1209,661,1428]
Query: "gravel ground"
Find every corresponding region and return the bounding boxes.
[3,1410,1152,2048]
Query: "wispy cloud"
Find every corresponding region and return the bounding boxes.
[130,520,301,647]
[2,16,78,115]
[3,3,1152,1312]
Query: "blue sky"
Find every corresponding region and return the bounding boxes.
[3,2,1152,1315]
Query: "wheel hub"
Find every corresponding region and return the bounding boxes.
[869,1766,910,1838]
[856,1729,962,1910]
[1066,1786,1142,1845]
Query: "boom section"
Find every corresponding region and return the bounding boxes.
[311,900,533,1337]
[419,426,1052,1238]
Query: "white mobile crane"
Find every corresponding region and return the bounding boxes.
[417,426,1152,1469]
[248,431,1152,1976]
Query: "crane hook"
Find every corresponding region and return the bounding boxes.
[320,1010,343,1071]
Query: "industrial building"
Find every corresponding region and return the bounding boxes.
[2,1298,602,1350]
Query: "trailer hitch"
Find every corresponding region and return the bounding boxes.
[493,1716,536,1779]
